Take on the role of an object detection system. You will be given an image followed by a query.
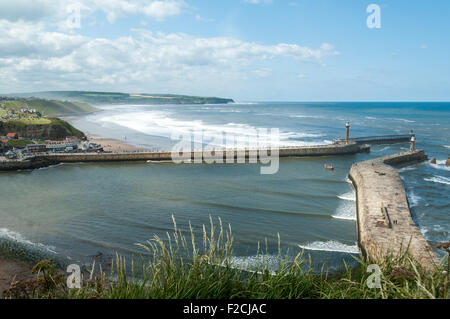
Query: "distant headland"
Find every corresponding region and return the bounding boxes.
[5,91,235,105]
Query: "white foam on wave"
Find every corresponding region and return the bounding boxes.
[337,191,356,201]
[37,163,62,171]
[0,228,57,254]
[398,166,417,173]
[377,146,391,152]
[429,160,450,172]
[332,199,357,220]
[420,226,429,236]
[98,109,328,148]
[420,225,449,239]
[229,102,258,105]
[407,191,421,207]
[388,118,416,123]
[289,114,323,119]
[228,255,279,274]
[424,175,450,185]
[298,241,359,254]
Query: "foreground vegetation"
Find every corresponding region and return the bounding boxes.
[4,217,448,299]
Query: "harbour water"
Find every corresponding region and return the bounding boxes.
[0,102,448,271]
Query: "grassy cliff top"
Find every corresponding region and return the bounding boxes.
[0,117,85,139]
[7,91,235,105]
[0,99,97,117]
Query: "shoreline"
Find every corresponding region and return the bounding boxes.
[87,134,149,153]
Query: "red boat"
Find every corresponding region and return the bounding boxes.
[324,164,334,171]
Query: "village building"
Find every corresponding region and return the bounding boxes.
[26,144,47,154]
[46,138,81,152]
[6,133,18,139]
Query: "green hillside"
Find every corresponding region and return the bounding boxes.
[0,99,97,117]
[0,117,85,140]
[9,91,235,105]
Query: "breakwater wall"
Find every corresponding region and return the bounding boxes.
[0,142,369,172]
[349,150,438,270]
[349,133,414,145]
[39,142,367,163]
[0,157,50,171]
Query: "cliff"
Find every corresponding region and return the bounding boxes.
[0,118,85,140]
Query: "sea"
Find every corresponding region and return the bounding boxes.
[1,102,449,272]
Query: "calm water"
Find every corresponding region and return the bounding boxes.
[1,102,449,271]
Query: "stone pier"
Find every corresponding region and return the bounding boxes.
[0,142,370,171]
[349,150,439,271]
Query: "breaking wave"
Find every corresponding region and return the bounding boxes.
[407,191,421,207]
[332,200,357,220]
[429,160,450,172]
[337,191,356,201]
[424,175,450,185]
[0,228,57,255]
[99,110,328,148]
[298,241,359,254]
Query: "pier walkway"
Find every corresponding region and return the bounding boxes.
[349,150,439,271]
[39,142,368,163]
[0,142,369,171]
[337,133,415,145]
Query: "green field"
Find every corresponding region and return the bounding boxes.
[0,99,97,116]
[14,118,52,125]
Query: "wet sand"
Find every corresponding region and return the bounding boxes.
[88,135,149,153]
[0,256,33,298]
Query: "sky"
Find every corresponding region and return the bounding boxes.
[0,0,449,101]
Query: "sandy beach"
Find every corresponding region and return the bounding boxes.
[88,135,149,153]
[0,256,33,298]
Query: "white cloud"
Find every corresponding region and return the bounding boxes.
[195,14,213,22]
[0,0,57,21]
[244,0,272,4]
[253,68,272,78]
[0,18,337,93]
[0,0,185,25]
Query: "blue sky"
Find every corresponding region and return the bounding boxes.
[0,0,449,101]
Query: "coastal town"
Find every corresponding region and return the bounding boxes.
[0,134,103,160]
[0,102,103,160]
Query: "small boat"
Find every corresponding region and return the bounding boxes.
[324,164,334,171]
